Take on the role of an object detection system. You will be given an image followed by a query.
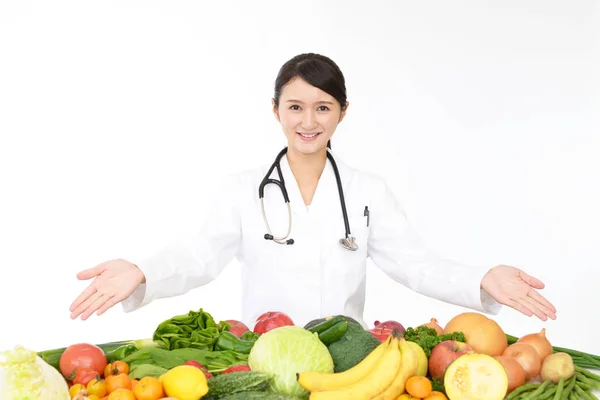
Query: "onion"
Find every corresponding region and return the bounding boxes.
[503,343,542,381]
[517,328,553,363]
[494,355,526,393]
[419,318,443,335]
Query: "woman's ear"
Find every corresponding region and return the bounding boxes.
[339,101,350,123]
[272,98,280,122]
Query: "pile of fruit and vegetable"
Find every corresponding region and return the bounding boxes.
[1,309,600,400]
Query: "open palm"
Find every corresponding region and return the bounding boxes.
[481,265,557,321]
[69,259,145,320]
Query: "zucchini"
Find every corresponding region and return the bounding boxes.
[216,392,302,400]
[205,371,273,398]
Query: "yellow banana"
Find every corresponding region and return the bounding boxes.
[373,338,420,400]
[309,335,403,400]
[405,340,428,377]
[297,335,391,392]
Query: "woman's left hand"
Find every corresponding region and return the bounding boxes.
[481,265,557,321]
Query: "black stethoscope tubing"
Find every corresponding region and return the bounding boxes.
[258,146,357,250]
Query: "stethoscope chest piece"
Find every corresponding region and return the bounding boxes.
[339,236,359,251]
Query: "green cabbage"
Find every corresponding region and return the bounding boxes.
[0,345,69,400]
[248,326,334,397]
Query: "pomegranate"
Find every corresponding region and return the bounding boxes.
[369,326,394,342]
[373,320,405,334]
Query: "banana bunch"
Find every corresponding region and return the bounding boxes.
[297,329,421,400]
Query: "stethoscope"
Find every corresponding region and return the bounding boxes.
[258,145,358,251]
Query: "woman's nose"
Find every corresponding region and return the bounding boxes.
[301,110,317,130]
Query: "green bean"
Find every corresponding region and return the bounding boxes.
[523,380,551,400]
[507,383,541,400]
[574,384,594,400]
[553,377,565,400]
[562,378,577,400]
[576,366,600,383]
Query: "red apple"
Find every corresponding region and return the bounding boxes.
[428,340,475,379]
[223,320,250,338]
[373,320,405,334]
[369,326,394,342]
[253,311,294,334]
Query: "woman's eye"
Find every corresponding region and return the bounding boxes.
[318,106,330,111]
[289,105,301,110]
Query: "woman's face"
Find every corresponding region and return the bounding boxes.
[273,77,347,156]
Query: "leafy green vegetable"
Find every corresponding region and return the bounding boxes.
[248,326,334,397]
[153,308,230,350]
[128,364,169,380]
[402,326,466,357]
[215,331,259,354]
[431,376,445,394]
[121,346,248,374]
[0,346,70,399]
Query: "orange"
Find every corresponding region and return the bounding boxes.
[107,388,135,400]
[133,376,164,400]
[397,394,419,400]
[131,379,139,391]
[406,375,433,398]
[424,391,449,400]
[105,373,132,393]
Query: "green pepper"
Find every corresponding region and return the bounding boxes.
[215,331,257,354]
[105,344,138,363]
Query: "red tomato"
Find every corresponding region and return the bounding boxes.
[73,367,100,386]
[253,311,294,334]
[59,343,107,379]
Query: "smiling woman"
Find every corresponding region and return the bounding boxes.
[271,53,349,206]
[68,52,556,333]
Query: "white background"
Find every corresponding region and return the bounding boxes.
[0,0,598,361]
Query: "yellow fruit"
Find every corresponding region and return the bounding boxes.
[87,395,100,400]
[444,353,508,400]
[160,365,209,400]
[69,383,85,398]
[87,378,107,397]
[297,334,391,391]
[374,338,420,399]
[405,341,428,376]
[310,334,403,400]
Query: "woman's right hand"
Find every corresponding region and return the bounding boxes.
[69,258,146,320]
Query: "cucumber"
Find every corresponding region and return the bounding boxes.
[303,317,328,330]
[305,316,349,345]
[205,371,273,398]
[316,320,349,345]
[216,392,302,400]
[306,315,345,334]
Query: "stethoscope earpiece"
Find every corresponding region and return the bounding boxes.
[264,233,294,245]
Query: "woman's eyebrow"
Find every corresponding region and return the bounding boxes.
[285,99,334,105]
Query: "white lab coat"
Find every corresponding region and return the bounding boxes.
[122,149,501,328]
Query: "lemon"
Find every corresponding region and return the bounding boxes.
[161,365,208,400]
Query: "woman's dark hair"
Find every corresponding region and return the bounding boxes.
[273,53,347,149]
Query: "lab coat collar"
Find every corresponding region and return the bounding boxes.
[278,148,352,219]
